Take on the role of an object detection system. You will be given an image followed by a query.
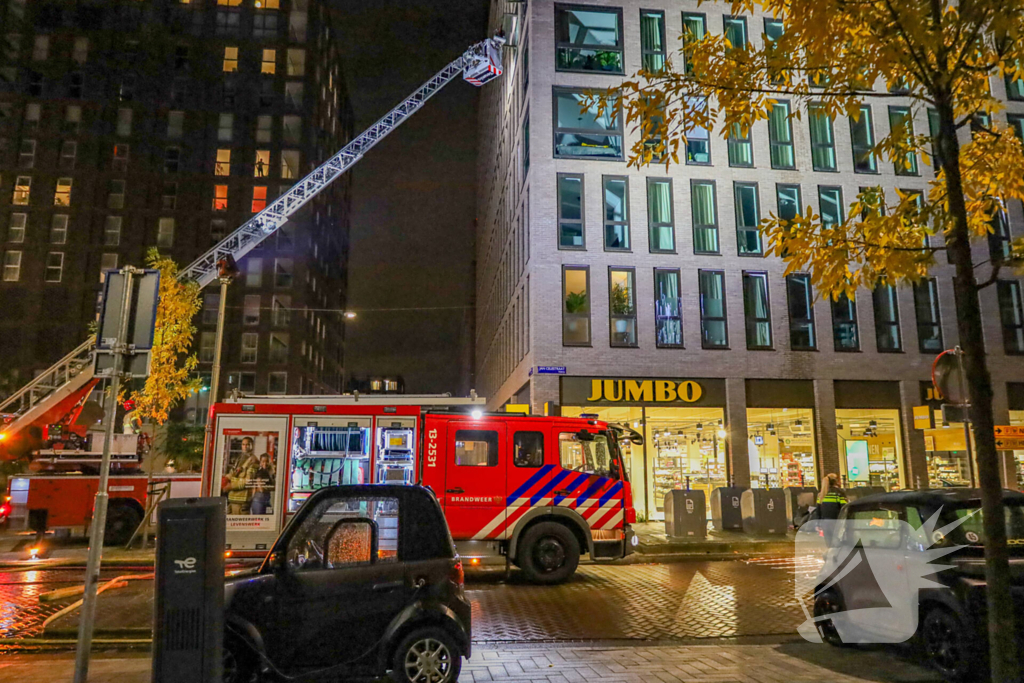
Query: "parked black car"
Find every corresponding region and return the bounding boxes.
[222,485,471,683]
[812,489,1024,681]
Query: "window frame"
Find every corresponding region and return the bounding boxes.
[727,122,754,168]
[872,284,904,353]
[888,105,919,176]
[808,103,838,172]
[653,267,683,348]
[786,273,817,350]
[691,179,719,255]
[768,101,796,169]
[551,87,624,161]
[698,269,729,349]
[734,181,762,256]
[44,251,64,283]
[639,9,666,73]
[553,4,625,75]
[913,278,944,353]
[2,250,22,282]
[646,177,675,253]
[831,293,860,352]
[602,175,630,251]
[562,265,592,347]
[608,267,638,348]
[997,280,1024,355]
[849,105,878,174]
[818,185,845,228]
[680,12,707,75]
[513,431,545,468]
[241,332,259,363]
[557,173,586,250]
[8,213,27,244]
[454,429,500,467]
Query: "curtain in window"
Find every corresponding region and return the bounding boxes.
[745,275,771,347]
[648,181,673,250]
[655,270,682,346]
[692,183,717,252]
[640,12,663,52]
[808,107,835,169]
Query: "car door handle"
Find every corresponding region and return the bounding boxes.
[446,488,464,494]
[554,489,571,496]
[373,580,405,593]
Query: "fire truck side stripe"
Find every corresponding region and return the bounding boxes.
[597,481,624,507]
[599,510,624,530]
[529,469,572,505]
[506,464,554,505]
[552,473,590,505]
[575,477,607,506]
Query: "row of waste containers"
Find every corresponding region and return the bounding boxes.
[663,485,888,539]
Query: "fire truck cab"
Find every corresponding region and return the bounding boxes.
[204,396,637,583]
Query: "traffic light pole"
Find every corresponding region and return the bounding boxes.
[73,266,138,683]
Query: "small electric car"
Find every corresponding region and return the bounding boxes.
[222,485,471,683]
[812,489,1024,681]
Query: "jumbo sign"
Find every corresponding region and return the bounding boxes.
[560,377,725,407]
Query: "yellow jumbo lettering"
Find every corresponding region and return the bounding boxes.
[678,381,703,402]
[586,380,604,402]
[625,380,653,402]
[603,380,624,401]
[655,380,677,402]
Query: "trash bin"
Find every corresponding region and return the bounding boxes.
[741,488,787,535]
[710,487,745,532]
[783,486,818,527]
[846,485,886,502]
[664,489,707,539]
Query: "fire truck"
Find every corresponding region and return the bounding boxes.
[203,395,638,583]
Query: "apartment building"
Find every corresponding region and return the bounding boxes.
[0,0,354,418]
[476,0,1024,519]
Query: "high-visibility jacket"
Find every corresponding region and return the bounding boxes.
[821,491,848,505]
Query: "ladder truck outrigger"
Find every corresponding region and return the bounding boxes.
[0,37,640,581]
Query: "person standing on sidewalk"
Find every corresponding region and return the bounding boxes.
[817,473,847,520]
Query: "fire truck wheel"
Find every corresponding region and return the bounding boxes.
[517,522,580,584]
[390,626,462,683]
[104,504,141,546]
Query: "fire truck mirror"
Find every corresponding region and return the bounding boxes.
[575,430,595,442]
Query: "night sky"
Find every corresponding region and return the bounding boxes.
[336,0,490,395]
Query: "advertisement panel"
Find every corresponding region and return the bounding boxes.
[220,429,279,530]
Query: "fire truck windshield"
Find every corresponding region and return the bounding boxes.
[559,432,624,480]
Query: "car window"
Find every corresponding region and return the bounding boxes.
[454,430,498,467]
[947,502,1024,546]
[513,431,544,468]
[286,495,399,570]
[837,508,903,549]
[559,432,612,477]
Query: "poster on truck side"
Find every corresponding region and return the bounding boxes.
[221,430,279,530]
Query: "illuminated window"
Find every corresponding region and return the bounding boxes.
[223,47,238,72]
[255,0,279,8]
[8,214,27,243]
[213,185,228,211]
[2,251,22,281]
[72,37,88,64]
[252,186,267,212]
[13,176,31,205]
[157,218,175,247]
[64,105,81,134]
[217,0,242,5]
[215,149,231,176]
[280,150,299,179]
[286,48,305,76]
[261,49,276,74]
[54,178,72,206]
[255,150,270,177]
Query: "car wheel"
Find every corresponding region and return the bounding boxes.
[922,607,973,681]
[812,590,847,647]
[518,521,580,585]
[223,634,257,683]
[391,626,462,683]
[104,504,141,546]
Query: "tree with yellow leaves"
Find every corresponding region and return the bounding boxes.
[599,0,1024,678]
[123,249,202,425]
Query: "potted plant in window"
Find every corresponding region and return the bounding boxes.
[611,283,632,334]
[565,290,587,333]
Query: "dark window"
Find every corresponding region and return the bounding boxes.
[691,180,718,254]
[786,273,816,349]
[763,19,785,84]
[602,176,629,250]
[888,106,919,175]
[69,72,83,98]
[609,268,637,347]
[555,5,624,74]
[818,186,844,227]
[654,268,683,348]
[832,293,859,351]
[872,285,903,352]
[640,10,666,72]
[808,104,836,171]
[164,147,180,173]
[553,88,623,160]
[454,430,499,467]
[1006,63,1024,101]
[563,266,591,346]
[513,432,545,468]
[647,178,674,252]
[997,280,1024,355]
[776,184,801,222]
[723,15,748,50]
[557,173,584,249]
[699,270,728,349]
[768,102,795,169]
[988,205,1012,264]
[927,108,942,170]
[743,271,773,349]
[734,182,761,255]
[913,278,943,353]
[849,105,877,173]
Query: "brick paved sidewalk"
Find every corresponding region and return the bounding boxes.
[0,641,940,683]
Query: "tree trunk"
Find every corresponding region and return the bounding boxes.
[936,98,1019,683]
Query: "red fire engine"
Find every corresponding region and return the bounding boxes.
[203,395,638,582]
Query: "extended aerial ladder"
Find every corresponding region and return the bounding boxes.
[0,37,504,454]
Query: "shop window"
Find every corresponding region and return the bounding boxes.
[255,150,270,177]
[44,252,63,282]
[286,48,305,76]
[872,285,903,352]
[640,10,665,73]
[647,178,674,252]
[213,185,228,211]
[269,332,289,362]
[157,218,175,248]
[998,280,1024,355]
[252,186,268,212]
[554,5,623,73]
[553,88,623,160]
[557,173,584,248]
[988,205,1012,264]
[786,273,816,350]
[913,278,943,352]
[241,332,258,363]
[112,144,129,172]
[223,47,238,72]
[261,49,276,74]
[562,266,590,346]
[13,176,31,205]
[99,254,117,281]
[281,150,299,179]
[836,409,904,490]
[747,408,817,488]
[203,292,220,325]
[274,258,293,287]
[268,372,287,394]
[685,97,711,164]
[243,294,260,325]
[218,113,234,142]
[888,106,918,175]
[272,295,291,326]
[646,408,727,519]
[818,186,844,227]
[602,176,629,250]
[199,331,216,362]
[2,251,22,281]
[54,178,72,206]
[60,140,77,170]
[808,104,836,171]
[8,213,26,243]
[727,122,753,167]
[681,12,706,75]
[609,268,637,347]
[245,257,262,287]
[699,269,728,349]
[215,149,231,176]
[734,182,761,255]
[832,293,860,351]
[108,180,125,210]
[50,214,68,244]
[161,182,178,211]
[691,180,718,254]
[654,268,683,348]
[513,432,544,468]
[743,272,773,349]
[454,430,498,467]
[847,105,876,173]
[19,139,35,168]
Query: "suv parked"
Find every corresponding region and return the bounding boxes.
[222,485,471,683]
[812,489,1024,681]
